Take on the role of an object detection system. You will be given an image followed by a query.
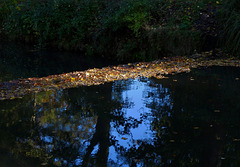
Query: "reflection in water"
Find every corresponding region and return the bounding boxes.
[0,41,113,82]
[1,67,240,166]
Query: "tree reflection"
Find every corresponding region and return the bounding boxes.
[0,40,112,82]
[1,67,240,166]
[33,82,134,166]
[0,95,49,167]
[144,67,240,166]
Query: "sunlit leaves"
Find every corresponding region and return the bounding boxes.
[233,139,240,142]
[1,55,240,100]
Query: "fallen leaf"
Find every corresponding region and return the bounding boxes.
[1,55,240,100]
[233,139,240,142]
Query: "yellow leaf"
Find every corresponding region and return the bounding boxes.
[16,6,21,10]
[233,139,240,142]
[71,78,75,82]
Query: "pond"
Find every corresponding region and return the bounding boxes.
[0,41,114,82]
[1,44,240,167]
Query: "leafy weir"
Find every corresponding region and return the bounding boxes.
[1,55,240,100]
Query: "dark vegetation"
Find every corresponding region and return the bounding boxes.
[0,0,238,62]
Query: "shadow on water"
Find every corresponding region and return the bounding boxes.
[0,41,114,82]
[1,66,240,167]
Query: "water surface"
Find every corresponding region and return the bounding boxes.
[0,41,113,82]
[1,66,240,167]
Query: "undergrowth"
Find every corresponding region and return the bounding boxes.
[217,0,240,57]
[1,0,237,61]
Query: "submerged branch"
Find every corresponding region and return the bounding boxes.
[1,55,240,100]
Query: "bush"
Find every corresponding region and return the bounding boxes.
[93,0,204,61]
[0,0,12,34]
[2,0,103,48]
[217,0,240,56]
[0,0,223,61]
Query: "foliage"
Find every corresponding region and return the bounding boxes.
[0,0,233,61]
[217,0,240,57]
[0,0,12,34]
[1,0,103,49]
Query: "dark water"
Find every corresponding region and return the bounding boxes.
[1,63,240,166]
[0,41,113,82]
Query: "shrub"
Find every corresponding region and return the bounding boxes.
[0,0,12,34]
[2,0,103,49]
[217,0,240,56]
[0,0,224,61]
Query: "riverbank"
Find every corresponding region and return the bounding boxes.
[1,53,240,100]
[1,0,238,61]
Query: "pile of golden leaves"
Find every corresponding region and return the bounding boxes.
[1,55,240,100]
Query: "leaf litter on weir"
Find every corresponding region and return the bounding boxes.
[1,55,240,100]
